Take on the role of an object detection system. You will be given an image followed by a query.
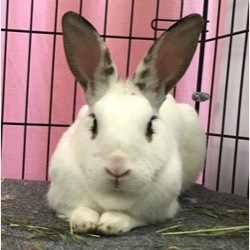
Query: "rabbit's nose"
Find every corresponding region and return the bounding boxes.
[106,150,130,179]
[109,151,126,165]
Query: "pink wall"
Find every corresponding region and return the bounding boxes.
[1,0,209,180]
[3,0,245,189]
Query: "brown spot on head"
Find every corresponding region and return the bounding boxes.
[153,83,162,93]
[103,66,115,76]
[140,69,149,79]
[131,92,136,95]
[135,82,146,91]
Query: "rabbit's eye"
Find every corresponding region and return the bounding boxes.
[89,113,98,139]
[146,116,157,142]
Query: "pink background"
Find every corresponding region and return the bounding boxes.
[1,0,249,196]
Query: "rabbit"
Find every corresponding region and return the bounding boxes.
[47,11,206,235]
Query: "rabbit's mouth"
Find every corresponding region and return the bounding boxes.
[104,165,131,190]
[109,177,127,190]
[113,178,120,189]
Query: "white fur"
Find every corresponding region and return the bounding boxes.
[48,81,206,234]
[48,12,205,235]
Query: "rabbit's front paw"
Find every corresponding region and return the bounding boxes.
[70,207,100,233]
[98,211,136,235]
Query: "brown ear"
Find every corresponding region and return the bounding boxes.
[132,14,204,109]
[62,11,118,106]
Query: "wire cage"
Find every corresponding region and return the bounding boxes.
[1,0,249,197]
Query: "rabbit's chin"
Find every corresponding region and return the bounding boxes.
[89,187,140,211]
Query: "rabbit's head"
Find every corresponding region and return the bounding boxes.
[62,12,203,194]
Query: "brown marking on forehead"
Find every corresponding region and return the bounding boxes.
[103,66,115,76]
[153,83,161,93]
[135,82,146,91]
[140,69,149,79]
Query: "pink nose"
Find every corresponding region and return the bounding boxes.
[106,151,130,178]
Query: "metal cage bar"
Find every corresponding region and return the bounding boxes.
[1,0,249,196]
[231,7,249,194]
[203,0,222,185]
[21,0,35,179]
[45,0,59,180]
[1,0,10,146]
[216,0,237,191]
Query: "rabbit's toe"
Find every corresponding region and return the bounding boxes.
[70,207,100,233]
[98,211,134,235]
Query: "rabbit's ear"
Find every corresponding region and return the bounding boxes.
[132,14,204,110]
[62,11,118,106]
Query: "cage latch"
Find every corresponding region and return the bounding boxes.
[192,92,210,102]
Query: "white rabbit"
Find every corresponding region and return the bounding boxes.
[47,11,206,235]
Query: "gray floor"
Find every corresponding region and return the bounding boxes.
[1,179,249,250]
